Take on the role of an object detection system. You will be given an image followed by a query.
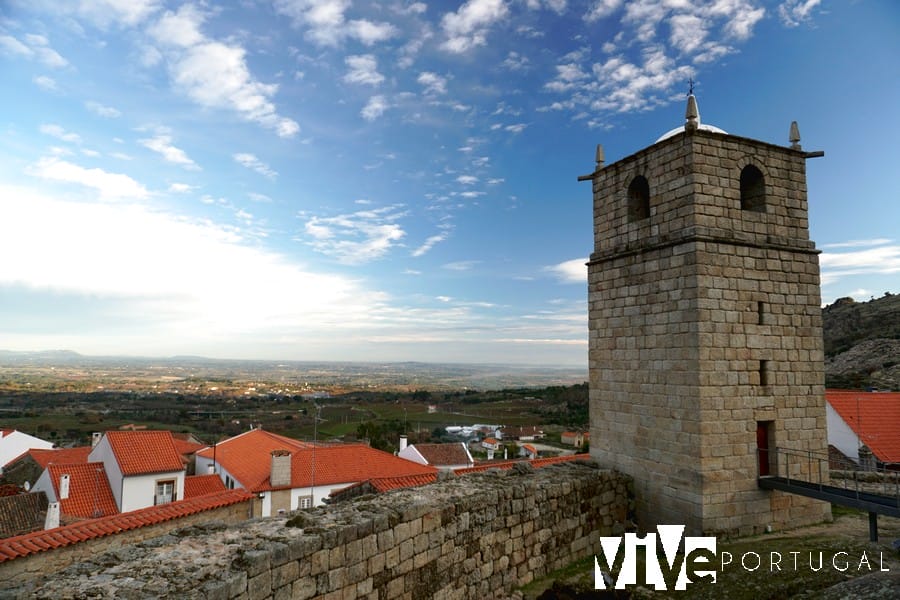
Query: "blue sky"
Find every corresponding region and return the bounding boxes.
[0,0,897,366]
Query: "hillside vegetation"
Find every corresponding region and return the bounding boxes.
[823,293,900,390]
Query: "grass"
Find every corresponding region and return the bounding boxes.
[518,510,900,599]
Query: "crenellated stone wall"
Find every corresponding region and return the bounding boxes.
[2,462,631,600]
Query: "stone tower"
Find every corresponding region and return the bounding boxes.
[584,95,830,536]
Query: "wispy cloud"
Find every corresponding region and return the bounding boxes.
[412,232,449,257]
[301,205,407,264]
[344,54,384,86]
[27,157,150,200]
[140,134,199,170]
[820,241,900,285]
[545,257,587,283]
[440,0,509,53]
[148,4,299,137]
[361,95,389,121]
[418,71,448,95]
[0,33,68,68]
[274,0,397,47]
[32,75,58,91]
[443,260,480,271]
[233,153,277,179]
[778,0,822,27]
[85,100,122,118]
[39,124,81,144]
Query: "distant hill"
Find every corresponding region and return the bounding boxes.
[823,293,900,390]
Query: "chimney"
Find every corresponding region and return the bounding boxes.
[270,450,292,488]
[399,435,408,452]
[487,449,494,460]
[91,432,102,448]
[207,463,215,475]
[44,501,60,530]
[59,474,70,500]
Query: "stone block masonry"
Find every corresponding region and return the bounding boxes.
[2,461,631,599]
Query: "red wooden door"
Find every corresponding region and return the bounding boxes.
[756,423,770,476]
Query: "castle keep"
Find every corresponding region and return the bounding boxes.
[585,95,830,535]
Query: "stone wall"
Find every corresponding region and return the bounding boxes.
[0,500,252,585]
[588,127,830,536]
[3,461,631,599]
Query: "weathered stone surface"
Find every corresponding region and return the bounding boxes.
[4,464,630,599]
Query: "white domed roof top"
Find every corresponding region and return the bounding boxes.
[656,93,726,142]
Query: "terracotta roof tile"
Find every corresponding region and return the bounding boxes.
[264,444,438,492]
[184,474,226,498]
[46,463,118,520]
[455,453,590,475]
[104,431,184,476]
[28,447,92,469]
[410,443,472,467]
[172,439,205,457]
[0,489,252,563]
[195,429,313,490]
[827,390,900,463]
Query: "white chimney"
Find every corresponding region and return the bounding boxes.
[44,501,60,530]
[487,449,495,460]
[91,432,102,448]
[207,464,215,475]
[59,474,70,500]
[399,435,408,452]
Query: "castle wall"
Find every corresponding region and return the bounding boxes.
[2,463,631,600]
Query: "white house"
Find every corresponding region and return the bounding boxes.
[88,431,185,512]
[0,429,54,472]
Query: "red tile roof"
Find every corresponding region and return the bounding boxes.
[330,473,439,499]
[45,463,118,520]
[103,431,184,476]
[827,390,900,463]
[195,429,313,490]
[0,489,252,563]
[172,438,205,457]
[184,474,226,498]
[409,443,472,467]
[455,453,590,475]
[27,447,92,469]
[264,444,438,492]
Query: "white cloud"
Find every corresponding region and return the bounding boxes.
[412,232,449,257]
[417,71,448,95]
[443,260,479,271]
[819,243,900,285]
[0,183,381,343]
[822,238,894,249]
[149,5,300,138]
[28,156,150,200]
[233,153,278,179]
[505,123,527,133]
[361,95,389,121]
[301,205,407,264]
[456,175,478,185]
[501,51,530,70]
[0,33,68,68]
[440,0,509,53]
[545,257,587,283]
[273,0,397,47]
[140,134,199,170]
[584,0,623,22]
[344,54,384,86]
[39,124,81,144]
[168,182,196,193]
[73,0,162,28]
[85,100,122,118]
[32,75,58,91]
[778,0,823,27]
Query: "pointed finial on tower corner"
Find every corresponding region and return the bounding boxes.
[789,121,802,150]
[595,143,605,167]
[684,94,699,133]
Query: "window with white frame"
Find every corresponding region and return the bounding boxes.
[299,495,313,509]
[155,479,176,505]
